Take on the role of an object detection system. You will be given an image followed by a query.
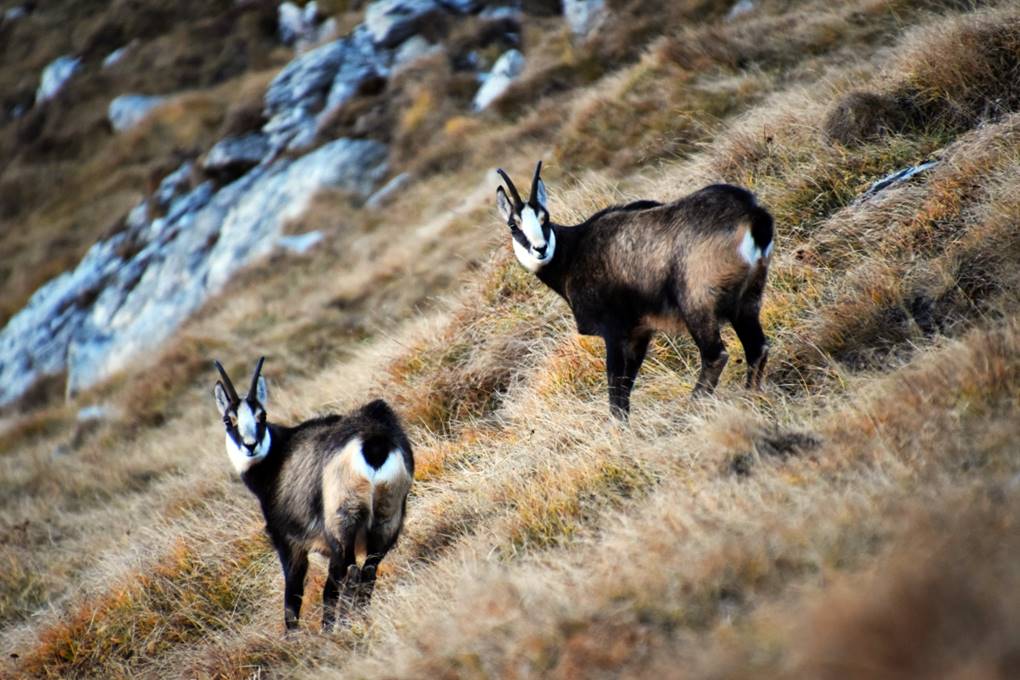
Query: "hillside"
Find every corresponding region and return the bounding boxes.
[2,0,1020,677]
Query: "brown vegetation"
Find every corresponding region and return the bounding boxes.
[4,1,1020,678]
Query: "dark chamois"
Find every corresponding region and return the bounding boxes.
[212,358,413,630]
[495,162,774,418]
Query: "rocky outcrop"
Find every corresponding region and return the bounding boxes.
[365,0,445,48]
[36,56,81,104]
[108,94,167,132]
[263,27,391,151]
[0,139,387,406]
[473,49,524,111]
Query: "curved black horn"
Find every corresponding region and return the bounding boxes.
[529,160,543,205]
[497,168,524,207]
[248,356,265,401]
[214,360,240,404]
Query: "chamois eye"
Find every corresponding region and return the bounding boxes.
[228,413,238,427]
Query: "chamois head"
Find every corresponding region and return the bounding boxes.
[213,357,270,474]
[496,161,555,273]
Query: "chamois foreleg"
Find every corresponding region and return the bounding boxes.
[687,313,728,396]
[272,536,308,631]
[604,335,629,419]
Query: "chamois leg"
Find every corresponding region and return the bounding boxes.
[322,551,355,631]
[326,504,366,627]
[274,539,308,631]
[619,330,653,414]
[732,308,769,390]
[604,335,629,419]
[688,316,728,397]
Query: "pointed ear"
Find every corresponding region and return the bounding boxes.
[255,375,268,405]
[496,186,515,223]
[214,382,232,417]
[534,178,548,211]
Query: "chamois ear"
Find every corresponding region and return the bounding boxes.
[496,186,515,223]
[214,382,232,417]
[534,178,548,212]
[255,375,268,406]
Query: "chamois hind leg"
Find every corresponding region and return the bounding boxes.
[687,313,728,397]
[325,504,366,628]
[732,305,769,390]
[619,330,653,415]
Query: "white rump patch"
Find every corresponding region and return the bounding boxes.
[225,401,271,475]
[345,436,409,488]
[738,229,764,265]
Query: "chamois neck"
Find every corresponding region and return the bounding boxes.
[534,222,578,298]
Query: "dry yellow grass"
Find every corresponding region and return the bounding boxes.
[3,1,1020,678]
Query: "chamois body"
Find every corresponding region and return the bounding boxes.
[496,165,773,417]
[213,359,413,630]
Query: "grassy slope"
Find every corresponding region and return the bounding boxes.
[3,0,1020,677]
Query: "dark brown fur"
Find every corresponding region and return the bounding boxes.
[500,171,774,417]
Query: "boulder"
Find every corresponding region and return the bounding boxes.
[563,0,606,41]
[203,133,271,177]
[108,94,167,132]
[726,0,755,20]
[36,56,82,104]
[365,0,446,48]
[0,139,388,406]
[472,48,524,111]
[102,45,131,69]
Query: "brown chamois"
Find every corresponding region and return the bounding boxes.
[495,162,774,418]
[212,358,414,630]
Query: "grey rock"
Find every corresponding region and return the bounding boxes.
[278,1,310,45]
[563,0,606,40]
[855,160,939,204]
[36,55,82,104]
[203,133,271,176]
[264,39,349,119]
[0,139,388,406]
[393,35,441,69]
[154,162,195,209]
[365,171,413,209]
[102,45,131,69]
[438,0,483,13]
[726,0,755,20]
[472,48,524,111]
[4,5,27,23]
[324,26,390,112]
[278,1,336,49]
[479,6,519,20]
[365,0,445,48]
[264,29,391,151]
[277,230,325,254]
[108,94,167,132]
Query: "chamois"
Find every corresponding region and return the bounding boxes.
[212,358,414,630]
[495,162,774,418]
